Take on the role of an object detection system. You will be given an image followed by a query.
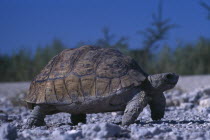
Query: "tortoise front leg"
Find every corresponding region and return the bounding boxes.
[149,92,166,121]
[24,105,47,128]
[122,91,147,125]
[71,114,86,125]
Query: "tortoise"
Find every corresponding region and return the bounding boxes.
[24,45,179,128]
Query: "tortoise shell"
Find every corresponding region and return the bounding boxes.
[25,45,147,105]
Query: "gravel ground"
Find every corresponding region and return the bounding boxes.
[0,75,210,140]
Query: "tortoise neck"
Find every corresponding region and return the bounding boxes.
[141,77,161,96]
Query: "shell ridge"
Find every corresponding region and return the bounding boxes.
[78,77,85,98]
[53,81,59,102]
[104,79,111,95]
[94,49,107,72]
[102,78,110,96]
[46,55,60,80]
[108,79,112,95]
[27,82,37,102]
[63,79,72,100]
[34,55,58,82]
[71,46,95,72]
[69,49,81,72]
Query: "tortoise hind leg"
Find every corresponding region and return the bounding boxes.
[24,105,47,128]
[71,114,86,125]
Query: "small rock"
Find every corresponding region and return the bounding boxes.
[0,113,8,122]
[131,126,172,139]
[180,103,194,110]
[52,130,63,139]
[166,99,180,106]
[131,126,152,139]
[52,130,82,140]
[82,122,121,138]
[199,98,210,108]
[198,107,210,114]
[0,123,17,140]
[111,112,117,116]
[151,127,172,134]
[8,115,21,121]
[188,89,203,103]
[21,130,31,138]
[65,130,82,140]
[189,132,205,139]
[58,125,72,131]
[181,93,190,101]
[201,87,210,96]
[21,112,29,117]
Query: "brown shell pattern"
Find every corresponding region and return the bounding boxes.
[25,45,147,105]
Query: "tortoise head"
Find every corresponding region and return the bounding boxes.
[147,73,179,93]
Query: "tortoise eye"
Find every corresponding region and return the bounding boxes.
[166,74,174,80]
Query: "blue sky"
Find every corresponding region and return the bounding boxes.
[0,0,209,54]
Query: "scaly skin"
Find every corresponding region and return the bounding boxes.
[122,91,148,125]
